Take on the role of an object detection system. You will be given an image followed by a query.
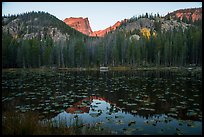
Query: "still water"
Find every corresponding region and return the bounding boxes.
[2,69,202,135]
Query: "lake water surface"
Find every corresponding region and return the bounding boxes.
[2,69,202,135]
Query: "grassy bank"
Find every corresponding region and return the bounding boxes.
[2,111,113,135]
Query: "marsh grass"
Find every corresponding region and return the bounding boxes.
[2,111,113,135]
[2,111,41,135]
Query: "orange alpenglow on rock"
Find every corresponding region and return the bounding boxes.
[66,96,116,114]
[174,8,202,22]
[63,17,93,36]
[90,21,121,37]
[63,17,122,37]
[140,28,156,39]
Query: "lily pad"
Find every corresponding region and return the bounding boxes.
[89,113,101,117]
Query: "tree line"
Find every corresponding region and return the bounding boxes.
[2,11,202,68]
[2,23,202,68]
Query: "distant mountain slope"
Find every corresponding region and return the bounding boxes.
[165,7,202,22]
[2,11,88,42]
[117,16,191,40]
[90,21,121,37]
[115,7,202,39]
[63,7,202,38]
[63,17,122,37]
[2,9,202,69]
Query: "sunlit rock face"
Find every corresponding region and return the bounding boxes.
[64,17,122,37]
[64,17,93,36]
[167,7,202,22]
[90,21,121,37]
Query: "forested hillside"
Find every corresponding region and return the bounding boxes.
[2,11,90,68]
[2,9,202,68]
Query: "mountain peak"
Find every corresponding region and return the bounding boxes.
[64,17,122,37]
[63,17,93,36]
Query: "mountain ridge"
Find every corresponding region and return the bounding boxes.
[63,17,122,37]
[63,7,202,37]
[2,8,202,68]
[165,7,202,22]
[2,11,88,43]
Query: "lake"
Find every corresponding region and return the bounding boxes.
[2,69,202,135]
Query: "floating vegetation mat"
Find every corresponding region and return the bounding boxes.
[2,69,202,135]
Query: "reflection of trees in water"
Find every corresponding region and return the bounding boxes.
[110,93,201,121]
[62,94,201,122]
[3,70,201,123]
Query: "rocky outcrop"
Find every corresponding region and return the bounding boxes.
[64,17,122,37]
[90,21,121,37]
[123,18,154,33]
[2,17,70,42]
[160,18,191,32]
[129,34,140,41]
[63,17,93,36]
[166,7,202,22]
[119,17,191,34]
[191,8,202,22]
[63,7,201,38]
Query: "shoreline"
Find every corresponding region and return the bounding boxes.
[2,66,202,72]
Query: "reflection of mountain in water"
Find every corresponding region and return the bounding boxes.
[40,96,202,135]
[66,96,115,114]
[2,70,202,134]
[63,95,201,122]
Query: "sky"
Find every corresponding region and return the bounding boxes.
[2,2,202,31]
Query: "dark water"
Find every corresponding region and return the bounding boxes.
[2,69,202,135]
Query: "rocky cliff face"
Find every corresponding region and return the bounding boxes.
[166,7,202,22]
[2,14,71,43]
[90,21,121,37]
[123,18,154,32]
[63,17,93,36]
[63,17,121,37]
[63,7,201,38]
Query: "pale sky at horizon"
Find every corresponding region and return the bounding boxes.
[2,2,202,31]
